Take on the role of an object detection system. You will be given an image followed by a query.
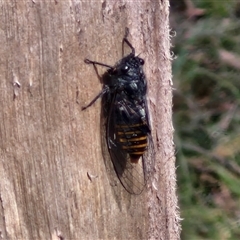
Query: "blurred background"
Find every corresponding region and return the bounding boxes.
[170,0,240,239]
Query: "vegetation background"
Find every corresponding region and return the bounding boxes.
[171,0,240,239]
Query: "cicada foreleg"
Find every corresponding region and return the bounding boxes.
[82,86,109,110]
[122,27,135,57]
[82,58,113,110]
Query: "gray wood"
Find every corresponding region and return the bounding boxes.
[0,0,180,239]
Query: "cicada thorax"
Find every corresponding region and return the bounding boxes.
[116,122,148,163]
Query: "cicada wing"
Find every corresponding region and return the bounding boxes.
[142,132,155,183]
[105,94,154,194]
[142,96,155,184]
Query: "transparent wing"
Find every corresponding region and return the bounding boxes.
[104,93,155,195]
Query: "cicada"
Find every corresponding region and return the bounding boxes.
[82,29,154,194]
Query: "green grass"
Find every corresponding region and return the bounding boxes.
[172,0,240,239]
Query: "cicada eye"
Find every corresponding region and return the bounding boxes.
[122,65,129,73]
[139,58,144,65]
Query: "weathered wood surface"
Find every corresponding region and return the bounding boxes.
[0,0,180,239]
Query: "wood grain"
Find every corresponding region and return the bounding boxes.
[0,0,180,239]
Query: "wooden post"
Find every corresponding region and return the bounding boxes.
[0,0,180,239]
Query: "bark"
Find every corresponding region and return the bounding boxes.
[0,0,180,239]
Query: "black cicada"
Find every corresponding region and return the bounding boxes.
[82,30,154,194]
